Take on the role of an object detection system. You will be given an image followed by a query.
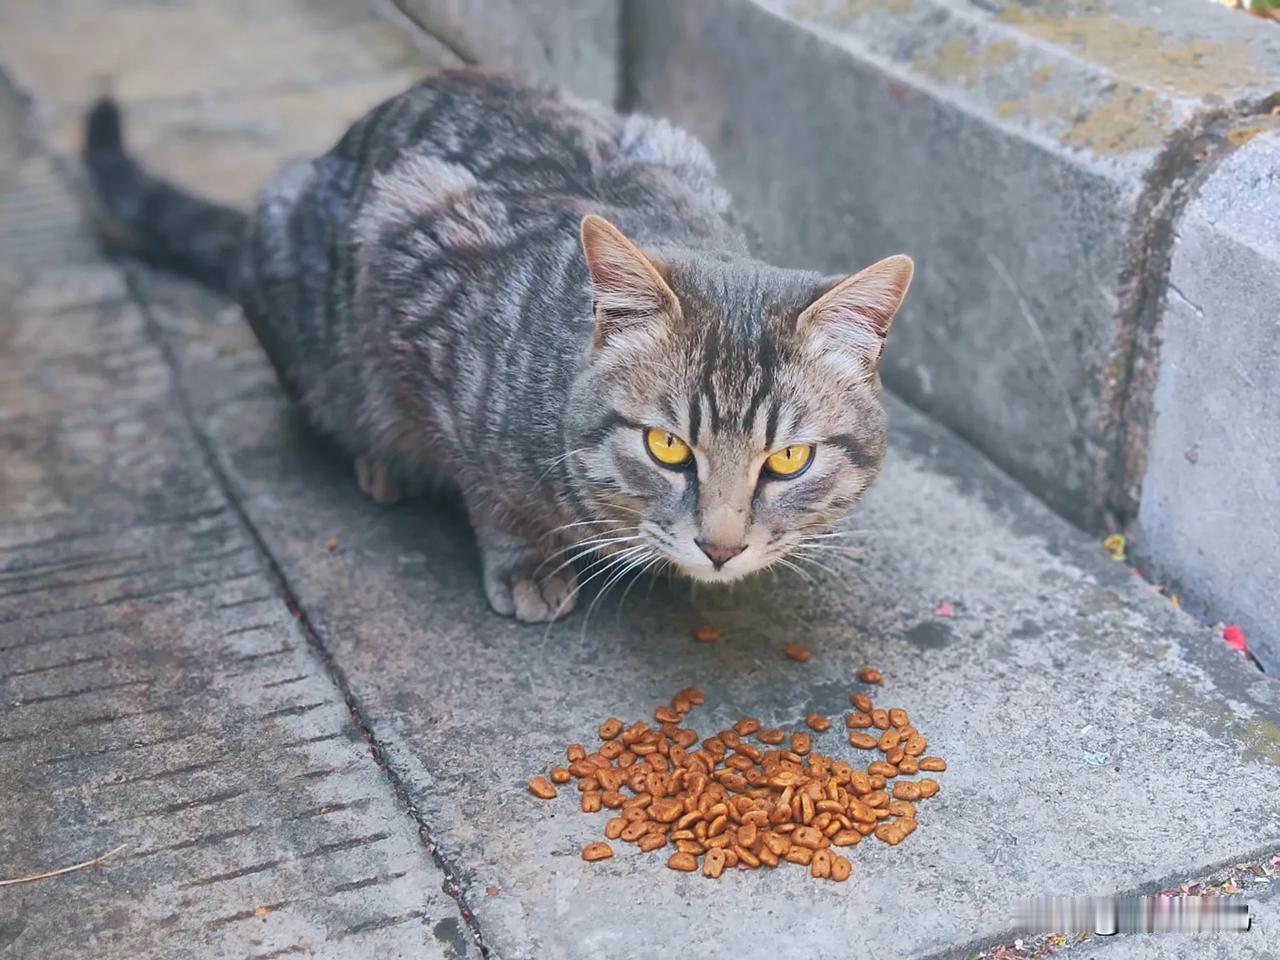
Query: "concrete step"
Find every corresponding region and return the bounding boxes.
[2,1,1277,959]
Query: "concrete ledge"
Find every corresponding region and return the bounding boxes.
[393,0,620,103]
[625,0,1280,529]
[1135,128,1280,673]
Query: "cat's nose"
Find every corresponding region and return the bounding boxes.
[696,540,746,569]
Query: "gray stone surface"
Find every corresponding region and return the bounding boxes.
[0,8,479,960]
[130,257,1280,959]
[1135,129,1280,675]
[394,0,620,104]
[624,0,1280,528]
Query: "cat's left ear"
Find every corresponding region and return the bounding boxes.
[798,255,914,369]
[580,214,681,352]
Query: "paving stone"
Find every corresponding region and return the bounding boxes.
[1134,129,1280,674]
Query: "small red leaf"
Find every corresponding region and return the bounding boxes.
[1223,624,1247,654]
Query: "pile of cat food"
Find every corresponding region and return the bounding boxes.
[527,666,946,881]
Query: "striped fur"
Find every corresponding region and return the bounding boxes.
[83,70,912,621]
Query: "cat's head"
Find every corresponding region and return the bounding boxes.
[565,214,912,584]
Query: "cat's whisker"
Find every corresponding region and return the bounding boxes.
[787,552,845,580]
[539,534,644,583]
[582,548,656,637]
[536,447,590,482]
[552,544,651,623]
[537,531,640,567]
[796,530,893,541]
[616,553,666,618]
[771,556,816,585]
[543,518,629,539]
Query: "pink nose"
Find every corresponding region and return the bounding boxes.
[697,541,746,569]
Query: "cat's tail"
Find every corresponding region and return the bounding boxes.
[82,97,247,295]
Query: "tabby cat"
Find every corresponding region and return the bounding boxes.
[83,70,913,622]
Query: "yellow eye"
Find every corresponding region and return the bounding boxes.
[764,443,814,478]
[645,427,693,468]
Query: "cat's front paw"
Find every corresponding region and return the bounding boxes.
[482,567,579,623]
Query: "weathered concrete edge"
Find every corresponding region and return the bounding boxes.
[1133,127,1280,675]
[390,0,622,104]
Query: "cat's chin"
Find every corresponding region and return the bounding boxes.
[675,558,772,585]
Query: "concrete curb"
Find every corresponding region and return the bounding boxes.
[392,0,621,103]
[623,0,1280,530]
[1135,128,1280,673]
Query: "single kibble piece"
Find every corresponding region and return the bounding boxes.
[917,778,941,798]
[582,842,613,862]
[702,847,727,878]
[867,760,898,778]
[919,756,948,772]
[831,829,862,846]
[597,717,623,740]
[831,854,852,882]
[667,852,699,872]
[849,733,878,749]
[877,730,901,751]
[905,735,928,756]
[870,709,890,730]
[845,711,873,729]
[892,782,921,801]
[581,792,602,812]
[638,833,667,852]
[805,713,831,732]
[897,757,919,775]
[527,776,556,799]
[810,849,833,879]
[889,800,916,819]
[549,766,571,784]
[734,717,761,736]
[850,692,873,712]
[784,642,812,662]
[566,743,586,763]
[654,705,681,724]
[758,728,786,744]
[605,816,627,839]
[888,708,909,727]
[857,666,883,684]
[694,626,720,643]
[679,686,707,705]
[791,732,811,755]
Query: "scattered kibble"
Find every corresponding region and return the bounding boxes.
[856,666,882,684]
[326,538,339,551]
[485,885,500,896]
[527,776,556,799]
[784,642,812,662]
[581,842,613,861]
[693,625,720,643]
[529,679,947,881]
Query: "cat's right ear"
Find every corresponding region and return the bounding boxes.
[580,214,681,352]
